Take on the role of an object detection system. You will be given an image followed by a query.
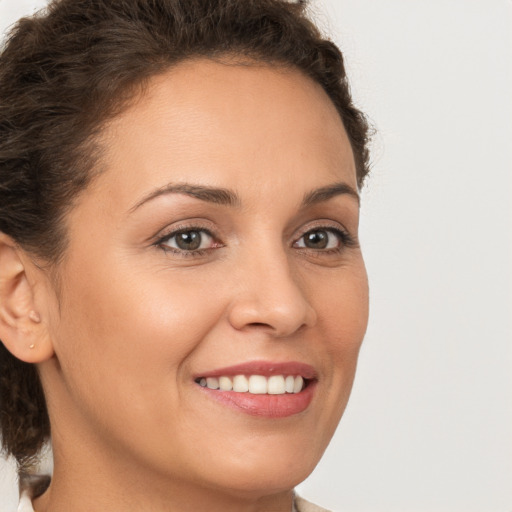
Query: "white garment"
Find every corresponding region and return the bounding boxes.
[294,495,332,512]
[16,492,35,512]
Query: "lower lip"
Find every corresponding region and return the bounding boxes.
[197,381,317,418]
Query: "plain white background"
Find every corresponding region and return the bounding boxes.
[1,1,511,511]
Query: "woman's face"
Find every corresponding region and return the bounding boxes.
[40,59,368,498]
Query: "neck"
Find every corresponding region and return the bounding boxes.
[34,477,294,512]
[33,446,295,512]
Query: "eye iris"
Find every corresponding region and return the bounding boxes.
[176,231,202,250]
[304,230,329,249]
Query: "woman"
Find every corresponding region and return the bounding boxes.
[0,0,371,511]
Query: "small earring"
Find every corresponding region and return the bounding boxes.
[28,310,41,323]
[29,344,35,349]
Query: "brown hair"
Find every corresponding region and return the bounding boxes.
[0,0,372,473]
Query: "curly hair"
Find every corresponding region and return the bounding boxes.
[0,0,372,474]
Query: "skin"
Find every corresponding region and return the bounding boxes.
[0,59,368,512]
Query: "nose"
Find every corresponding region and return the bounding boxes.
[227,251,317,337]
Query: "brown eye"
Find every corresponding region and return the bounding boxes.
[303,230,329,249]
[160,229,215,252]
[294,228,345,250]
[175,231,202,250]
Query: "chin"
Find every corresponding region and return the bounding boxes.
[209,465,314,499]
[199,439,323,497]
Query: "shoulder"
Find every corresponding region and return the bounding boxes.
[294,494,333,512]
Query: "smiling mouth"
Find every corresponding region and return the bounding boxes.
[193,361,317,417]
[195,374,309,395]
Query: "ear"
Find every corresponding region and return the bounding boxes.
[0,233,54,363]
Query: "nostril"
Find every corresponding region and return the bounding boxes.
[227,290,316,336]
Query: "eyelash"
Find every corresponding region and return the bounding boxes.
[154,224,219,258]
[153,224,356,258]
[293,226,356,254]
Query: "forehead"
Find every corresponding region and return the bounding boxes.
[89,58,356,209]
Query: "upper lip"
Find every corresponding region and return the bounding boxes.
[195,361,317,380]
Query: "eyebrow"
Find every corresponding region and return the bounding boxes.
[128,183,241,213]
[302,182,360,207]
[128,180,359,214]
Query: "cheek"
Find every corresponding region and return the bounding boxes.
[315,264,368,413]
[52,259,227,403]
[47,260,232,460]
[315,262,369,349]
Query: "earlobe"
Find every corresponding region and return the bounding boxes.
[0,233,54,363]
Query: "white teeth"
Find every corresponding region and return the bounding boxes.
[199,375,306,395]
[268,375,285,394]
[219,376,233,391]
[233,375,249,392]
[206,377,219,390]
[293,376,304,394]
[249,375,267,394]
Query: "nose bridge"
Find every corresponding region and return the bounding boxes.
[228,237,317,336]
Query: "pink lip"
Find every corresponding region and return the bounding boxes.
[195,361,317,380]
[194,361,318,418]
